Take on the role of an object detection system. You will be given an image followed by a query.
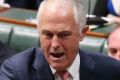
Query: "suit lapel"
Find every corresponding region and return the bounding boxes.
[79,50,96,80]
[32,48,55,80]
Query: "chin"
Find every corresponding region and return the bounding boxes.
[51,63,67,71]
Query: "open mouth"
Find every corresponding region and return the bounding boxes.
[50,52,64,58]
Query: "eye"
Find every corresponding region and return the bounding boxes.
[58,31,72,39]
[42,30,53,39]
[109,48,117,55]
[46,33,53,39]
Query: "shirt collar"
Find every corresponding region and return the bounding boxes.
[50,53,80,78]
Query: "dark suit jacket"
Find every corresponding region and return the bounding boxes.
[5,0,43,10]
[0,41,16,66]
[0,47,120,80]
[93,0,109,16]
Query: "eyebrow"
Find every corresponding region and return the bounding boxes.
[41,29,72,34]
[41,30,52,34]
[58,30,72,35]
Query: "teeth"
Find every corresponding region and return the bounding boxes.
[51,53,64,58]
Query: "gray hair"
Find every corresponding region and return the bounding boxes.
[37,0,86,33]
[36,1,46,27]
[72,0,86,32]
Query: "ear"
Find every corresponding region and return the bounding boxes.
[82,25,89,36]
[79,25,89,41]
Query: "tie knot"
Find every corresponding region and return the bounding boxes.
[56,70,69,80]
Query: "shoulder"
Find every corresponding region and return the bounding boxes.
[85,50,120,64]
[80,50,120,68]
[83,50,120,71]
[8,47,42,64]
[0,47,45,79]
[80,50,120,79]
[1,47,43,71]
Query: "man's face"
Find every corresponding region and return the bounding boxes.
[108,32,120,61]
[39,15,81,70]
[38,9,83,71]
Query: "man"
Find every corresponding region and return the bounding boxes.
[93,0,120,26]
[108,27,120,61]
[0,0,120,80]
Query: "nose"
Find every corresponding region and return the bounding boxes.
[51,35,60,50]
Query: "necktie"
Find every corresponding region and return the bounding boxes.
[56,70,69,80]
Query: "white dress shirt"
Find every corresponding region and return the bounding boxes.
[50,53,80,80]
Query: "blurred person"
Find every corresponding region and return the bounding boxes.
[0,0,120,80]
[0,0,4,5]
[93,0,120,26]
[0,0,10,7]
[4,0,43,10]
[108,27,120,61]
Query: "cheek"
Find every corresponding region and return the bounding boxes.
[61,38,79,53]
[40,38,51,51]
[40,39,52,60]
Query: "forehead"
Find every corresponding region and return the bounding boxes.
[39,15,79,34]
[109,29,120,42]
[109,30,120,48]
[38,1,78,31]
[40,0,75,23]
